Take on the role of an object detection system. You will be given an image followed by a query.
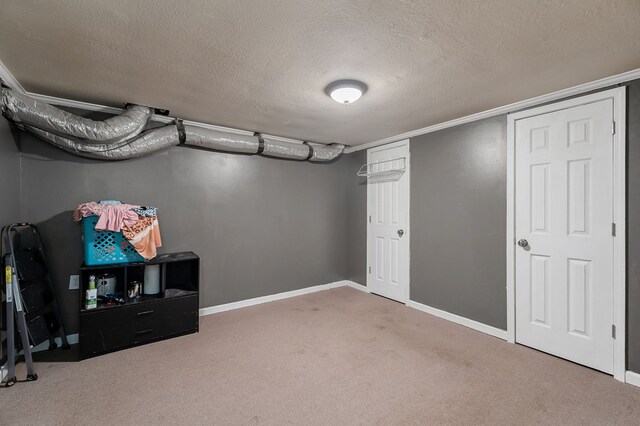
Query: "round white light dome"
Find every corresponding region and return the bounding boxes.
[326,80,367,105]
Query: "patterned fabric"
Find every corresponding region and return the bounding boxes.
[121,216,162,260]
[132,206,157,217]
[121,216,155,240]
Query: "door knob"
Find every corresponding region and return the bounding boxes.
[398,229,404,237]
[517,239,529,248]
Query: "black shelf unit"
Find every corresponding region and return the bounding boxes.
[79,251,199,360]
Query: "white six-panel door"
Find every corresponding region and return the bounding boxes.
[367,140,410,303]
[514,98,614,374]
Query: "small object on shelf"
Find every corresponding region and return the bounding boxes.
[96,273,117,297]
[85,275,98,310]
[143,264,160,295]
[98,294,125,305]
[128,281,142,298]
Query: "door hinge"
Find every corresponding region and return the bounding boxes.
[612,324,616,339]
[612,223,616,237]
[612,121,616,135]
[369,215,371,223]
[368,266,371,274]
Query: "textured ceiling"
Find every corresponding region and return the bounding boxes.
[1,0,639,146]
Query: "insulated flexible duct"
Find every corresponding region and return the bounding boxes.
[1,89,344,162]
[1,89,153,144]
[24,125,180,160]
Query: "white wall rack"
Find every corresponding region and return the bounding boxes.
[357,157,406,180]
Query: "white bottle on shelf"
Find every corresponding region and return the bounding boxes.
[85,275,98,309]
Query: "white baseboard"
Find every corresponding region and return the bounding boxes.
[199,280,350,316]
[625,371,640,387]
[345,280,369,293]
[406,300,508,340]
[197,280,508,344]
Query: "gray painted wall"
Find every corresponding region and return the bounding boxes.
[0,119,21,225]
[0,111,21,364]
[346,81,640,370]
[626,80,640,372]
[410,116,507,329]
[346,150,367,286]
[18,133,349,332]
[344,118,508,331]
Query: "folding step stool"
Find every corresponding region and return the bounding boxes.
[2,223,69,387]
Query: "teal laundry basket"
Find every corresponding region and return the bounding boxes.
[81,215,144,266]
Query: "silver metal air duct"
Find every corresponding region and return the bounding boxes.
[182,127,259,154]
[1,89,344,162]
[1,89,153,144]
[25,125,180,160]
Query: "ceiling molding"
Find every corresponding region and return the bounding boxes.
[0,59,26,94]
[344,67,640,153]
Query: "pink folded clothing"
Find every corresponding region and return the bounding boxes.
[72,201,105,222]
[73,202,140,232]
[95,204,140,232]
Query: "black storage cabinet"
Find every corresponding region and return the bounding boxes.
[79,252,199,360]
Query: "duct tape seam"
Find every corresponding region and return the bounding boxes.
[254,132,265,155]
[175,120,186,144]
[303,141,314,160]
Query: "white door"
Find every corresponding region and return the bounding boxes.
[514,98,614,374]
[367,140,410,303]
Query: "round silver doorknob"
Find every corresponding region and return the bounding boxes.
[517,239,529,247]
[398,229,404,237]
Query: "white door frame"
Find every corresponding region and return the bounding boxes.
[366,139,411,303]
[506,87,626,381]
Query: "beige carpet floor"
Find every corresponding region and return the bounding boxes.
[3,286,640,425]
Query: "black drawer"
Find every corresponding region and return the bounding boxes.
[132,326,160,344]
[79,295,199,359]
[81,298,180,329]
[131,305,161,331]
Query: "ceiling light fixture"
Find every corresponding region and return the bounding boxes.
[326,80,367,105]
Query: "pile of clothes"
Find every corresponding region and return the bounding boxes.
[73,201,162,260]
